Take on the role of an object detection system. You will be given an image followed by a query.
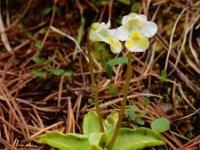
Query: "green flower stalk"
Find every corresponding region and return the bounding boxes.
[107,52,132,150]
[87,38,104,132]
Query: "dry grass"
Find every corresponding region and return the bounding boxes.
[0,0,200,149]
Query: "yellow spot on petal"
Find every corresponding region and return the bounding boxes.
[125,40,134,48]
[131,32,141,41]
[111,45,115,50]
[139,38,148,47]
[115,41,121,47]
[107,37,114,44]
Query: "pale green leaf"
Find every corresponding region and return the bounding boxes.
[83,111,100,135]
[43,7,52,16]
[104,113,119,141]
[32,56,45,65]
[62,70,73,76]
[105,64,112,79]
[94,42,106,51]
[143,98,150,106]
[88,133,107,149]
[127,105,137,121]
[17,13,25,19]
[88,98,94,105]
[112,128,165,150]
[107,85,119,94]
[37,131,89,150]
[35,40,43,50]
[105,57,128,79]
[106,57,128,66]
[159,69,167,82]
[105,113,119,126]
[32,70,47,79]
[136,117,145,125]
[48,68,64,76]
[151,118,170,133]
[131,2,140,13]
[117,0,130,5]
[48,68,73,76]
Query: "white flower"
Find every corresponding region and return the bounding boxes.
[89,21,122,54]
[115,13,157,52]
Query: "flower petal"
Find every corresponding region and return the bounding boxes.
[110,40,122,54]
[140,21,157,38]
[137,37,149,51]
[138,14,147,21]
[125,37,149,52]
[122,15,133,25]
[125,39,135,51]
[105,20,111,28]
[115,26,129,41]
[89,30,104,41]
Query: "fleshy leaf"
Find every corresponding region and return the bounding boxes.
[105,113,119,126]
[37,131,89,150]
[89,145,103,150]
[112,127,165,150]
[151,118,170,133]
[104,113,119,141]
[83,111,100,135]
[88,133,107,149]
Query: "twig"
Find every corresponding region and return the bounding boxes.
[143,42,156,75]
[0,137,17,150]
[0,4,12,53]
[28,121,64,140]
[58,76,64,107]
[168,61,200,93]
[189,25,200,67]
[73,0,85,60]
[179,86,197,111]
[173,108,200,121]
[164,8,186,71]
[168,9,200,76]
[41,0,57,49]
[50,26,82,52]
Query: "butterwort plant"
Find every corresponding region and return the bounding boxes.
[37,13,169,150]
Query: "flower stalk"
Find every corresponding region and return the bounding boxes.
[107,52,132,150]
[87,39,104,132]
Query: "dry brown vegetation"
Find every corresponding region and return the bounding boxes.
[0,0,200,149]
